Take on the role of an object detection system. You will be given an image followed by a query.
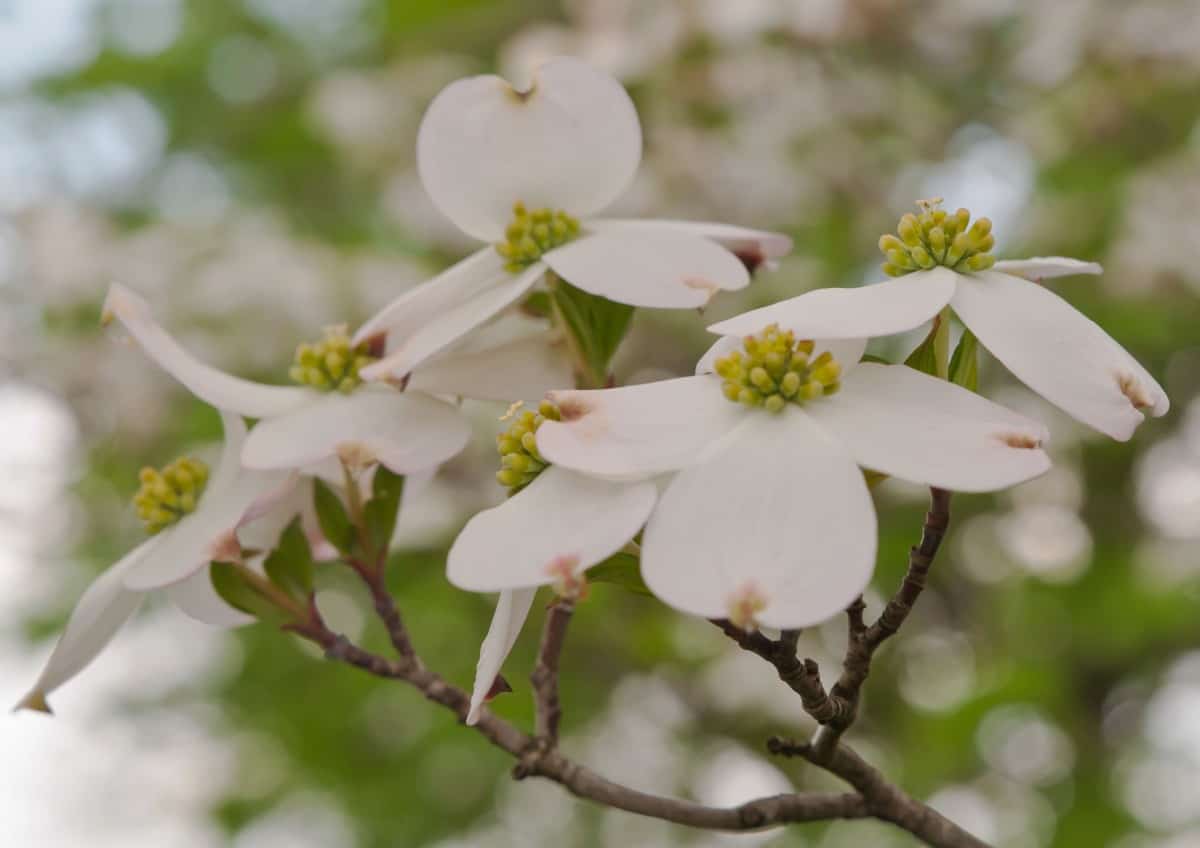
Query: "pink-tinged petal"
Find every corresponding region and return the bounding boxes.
[418,56,641,241]
[993,257,1102,281]
[16,540,155,711]
[448,466,657,592]
[706,268,957,340]
[165,566,254,628]
[588,218,792,268]
[410,332,572,402]
[466,587,537,726]
[240,390,470,475]
[806,363,1051,492]
[543,229,749,308]
[102,284,312,419]
[641,410,876,629]
[537,376,744,480]
[360,263,546,381]
[695,336,867,378]
[952,269,1169,441]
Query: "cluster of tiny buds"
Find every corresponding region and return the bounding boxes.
[496,400,562,494]
[494,202,581,272]
[714,324,841,412]
[879,199,996,277]
[133,457,209,535]
[289,325,376,393]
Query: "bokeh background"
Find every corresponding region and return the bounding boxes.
[3,1,1200,846]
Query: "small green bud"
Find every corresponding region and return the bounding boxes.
[964,253,996,271]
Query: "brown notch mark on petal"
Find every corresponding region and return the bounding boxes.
[1117,373,1154,411]
[545,554,587,601]
[554,395,591,422]
[502,78,538,104]
[733,248,767,273]
[727,581,768,632]
[995,432,1042,450]
[684,276,720,304]
[209,529,243,564]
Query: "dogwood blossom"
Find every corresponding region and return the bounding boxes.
[446,402,657,724]
[15,411,295,713]
[354,56,791,382]
[536,326,1052,629]
[709,202,1169,441]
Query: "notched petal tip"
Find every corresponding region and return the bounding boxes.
[336,441,377,472]
[208,530,243,565]
[1118,372,1165,416]
[995,431,1043,450]
[14,690,53,715]
[550,395,591,422]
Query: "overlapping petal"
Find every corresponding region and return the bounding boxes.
[641,411,876,629]
[165,567,254,628]
[466,587,537,726]
[417,56,641,241]
[410,332,571,401]
[587,219,793,265]
[992,257,1102,281]
[952,269,1169,440]
[448,466,657,591]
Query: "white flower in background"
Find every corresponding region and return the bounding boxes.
[101,284,570,476]
[15,411,296,713]
[354,56,791,382]
[446,402,657,724]
[710,201,1169,441]
[536,325,1052,630]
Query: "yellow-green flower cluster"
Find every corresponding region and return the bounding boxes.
[496,401,562,494]
[494,202,581,272]
[133,457,209,535]
[879,200,995,277]
[289,325,376,393]
[715,324,841,412]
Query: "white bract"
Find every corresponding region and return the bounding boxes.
[710,204,1169,441]
[446,402,657,724]
[15,411,296,713]
[354,56,791,382]
[536,326,1052,630]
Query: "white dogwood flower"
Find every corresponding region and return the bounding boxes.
[446,402,657,724]
[709,202,1169,441]
[354,56,791,381]
[15,411,296,713]
[536,325,1052,630]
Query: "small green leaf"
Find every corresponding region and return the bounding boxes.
[587,552,652,596]
[365,466,405,554]
[210,562,289,624]
[519,290,552,319]
[948,329,979,392]
[312,478,355,554]
[904,322,940,377]
[263,517,314,601]
[860,353,891,365]
[551,278,635,387]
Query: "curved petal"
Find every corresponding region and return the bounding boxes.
[641,410,877,629]
[695,336,868,377]
[361,263,546,381]
[410,332,572,402]
[587,219,793,265]
[448,466,657,591]
[706,268,957,340]
[992,257,1102,281]
[208,409,248,498]
[165,566,254,628]
[537,376,745,479]
[952,270,1169,441]
[543,229,749,308]
[16,540,154,711]
[240,390,470,475]
[102,284,312,419]
[418,56,642,241]
[806,363,1051,492]
[466,587,537,726]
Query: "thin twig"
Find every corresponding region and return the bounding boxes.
[531,600,573,746]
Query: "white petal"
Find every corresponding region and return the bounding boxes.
[241,390,470,474]
[102,284,312,419]
[706,268,957,339]
[165,566,254,628]
[641,410,876,629]
[695,336,867,377]
[418,56,641,241]
[18,540,153,709]
[543,229,749,308]
[466,587,537,726]
[361,263,546,381]
[992,257,1102,281]
[806,363,1051,492]
[537,376,744,479]
[448,466,657,591]
[952,270,1169,440]
[208,409,248,497]
[587,218,792,264]
[410,332,571,402]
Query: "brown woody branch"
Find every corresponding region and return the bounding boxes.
[530,600,573,746]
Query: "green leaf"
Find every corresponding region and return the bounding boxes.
[365,466,405,554]
[519,290,552,319]
[586,552,652,596]
[904,322,940,377]
[948,329,979,392]
[210,562,289,625]
[550,278,635,387]
[312,478,355,555]
[860,353,891,365]
[263,517,315,601]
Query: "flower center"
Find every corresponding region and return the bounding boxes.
[496,400,562,494]
[289,325,377,393]
[494,202,581,272]
[714,324,841,412]
[879,198,996,277]
[133,456,209,535]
